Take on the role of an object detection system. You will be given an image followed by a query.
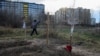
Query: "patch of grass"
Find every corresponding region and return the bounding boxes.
[72,30,100,52]
[0,27,100,52]
[56,28,100,52]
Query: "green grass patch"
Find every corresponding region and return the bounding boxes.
[0,27,100,52]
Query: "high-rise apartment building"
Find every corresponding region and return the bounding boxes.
[55,7,91,25]
[0,1,45,22]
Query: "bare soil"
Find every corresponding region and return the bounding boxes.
[0,38,99,56]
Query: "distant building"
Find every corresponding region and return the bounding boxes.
[0,0,10,2]
[28,3,45,21]
[0,1,45,22]
[76,8,91,25]
[91,18,96,25]
[55,8,71,24]
[55,7,91,25]
[0,0,6,1]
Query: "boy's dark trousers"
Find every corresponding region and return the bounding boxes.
[30,28,38,36]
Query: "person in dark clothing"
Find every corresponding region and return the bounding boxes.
[30,20,40,36]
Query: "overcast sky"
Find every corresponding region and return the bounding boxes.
[12,0,100,23]
[12,0,100,12]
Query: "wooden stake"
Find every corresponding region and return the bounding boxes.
[47,12,50,46]
[70,25,74,45]
[25,27,26,38]
[24,20,26,38]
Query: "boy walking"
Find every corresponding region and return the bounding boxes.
[30,20,40,36]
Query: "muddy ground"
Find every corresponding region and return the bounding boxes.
[0,37,99,56]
